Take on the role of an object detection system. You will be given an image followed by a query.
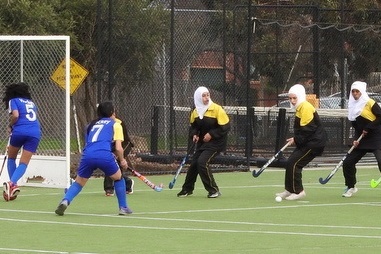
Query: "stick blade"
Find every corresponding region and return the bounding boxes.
[154,183,164,192]
[168,181,174,189]
[370,179,378,188]
[252,169,263,178]
[318,176,330,184]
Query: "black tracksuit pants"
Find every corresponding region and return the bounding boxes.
[104,175,133,192]
[285,146,324,194]
[181,149,219,194]
[343,148,381,188]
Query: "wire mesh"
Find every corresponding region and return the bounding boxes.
[0,39,67,156]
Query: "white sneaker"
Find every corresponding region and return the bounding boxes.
[342,187,358,198]
[276,190,291,199]
[285,190,306,200]
[118,206,133,215]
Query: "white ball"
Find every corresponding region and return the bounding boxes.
[275,196,282,202]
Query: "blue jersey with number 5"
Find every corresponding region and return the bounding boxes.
[9,98,41,139]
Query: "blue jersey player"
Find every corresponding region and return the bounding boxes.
[2,82,41,201]
[55,101,132,215]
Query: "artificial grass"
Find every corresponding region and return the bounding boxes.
[0,167,380,253]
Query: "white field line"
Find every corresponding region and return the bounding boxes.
[14,180,379,197]
[0,215,381,240]
[0,248,96,254]
[1,180,379,253]
[1,201,381,239]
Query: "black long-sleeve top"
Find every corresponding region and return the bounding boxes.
[293,101,327,149]
[189,102,230,152]
[351,99,381,150]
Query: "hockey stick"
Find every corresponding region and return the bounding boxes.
[125,156,163,192]
[370,176,381,188]
[168,142,196,189]
[319,134,364,184]
[252,141,291,178]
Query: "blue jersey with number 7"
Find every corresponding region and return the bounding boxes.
[9,98,41,139]
[83,117,124,157]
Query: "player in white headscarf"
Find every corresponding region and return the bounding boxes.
[288,84,306,109]
[194,86,212,119]
[276,84,327,200]
[177,86,230,198]
[342,81,381,197]
[348,81,370,121]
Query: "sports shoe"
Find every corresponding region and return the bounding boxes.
[55,200,69,216]
[285,190,306,200]
[207,191,221,198]
[127,179,134,194]
[342,187,358,198]
[119,207,133,215]
[275,190,291,199]
[10,184,20,200]
[9,195,17,201]
[105,190,114,196]
[3,191,8,201]
[177,190,193,197]
[3,181,20,202]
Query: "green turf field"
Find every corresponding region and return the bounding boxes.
[0,166,381,253]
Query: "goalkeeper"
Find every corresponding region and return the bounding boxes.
[104,118,135,196]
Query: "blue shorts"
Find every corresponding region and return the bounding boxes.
[10,135,40,153]
[77,153,120,179]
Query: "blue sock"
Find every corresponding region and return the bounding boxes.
[10,163,27,184]
[7,158,16,179]
[114,178,127,208]
[63,181,83,204]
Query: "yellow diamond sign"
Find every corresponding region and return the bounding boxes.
[51,58,89,95]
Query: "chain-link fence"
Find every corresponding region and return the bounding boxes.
[0,36,71,187]
[0,37,68,154]
[8,3,378,173]
[135,4,380,168]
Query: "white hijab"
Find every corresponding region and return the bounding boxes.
[348,81,369,121]
[194,86,213,119]
[288,84,306,109]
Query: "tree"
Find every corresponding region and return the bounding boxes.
[197,0,381,97]
[0,0,170,141]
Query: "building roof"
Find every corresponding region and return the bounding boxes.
[190,50,243,84]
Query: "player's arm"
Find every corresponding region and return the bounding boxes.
[8,111,18,133]
[8,100,19,130]
[113,122,127,168]
[114,140,124,161]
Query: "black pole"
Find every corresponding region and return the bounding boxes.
[233,7,237,102]
[339,0,346,149]
[222,0,227,105]
[312,6,320,97]
[245,0,253,160]
[275,3,280,96]
[169,0,175,156]
[96,0,102,103]
[275,108,286,153]
[150,106,159,154]
[339,0,346,107]
[108,0,113,100]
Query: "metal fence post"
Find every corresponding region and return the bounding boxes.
[150,105,159,155]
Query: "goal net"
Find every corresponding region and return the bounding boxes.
[0,35,70,188]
